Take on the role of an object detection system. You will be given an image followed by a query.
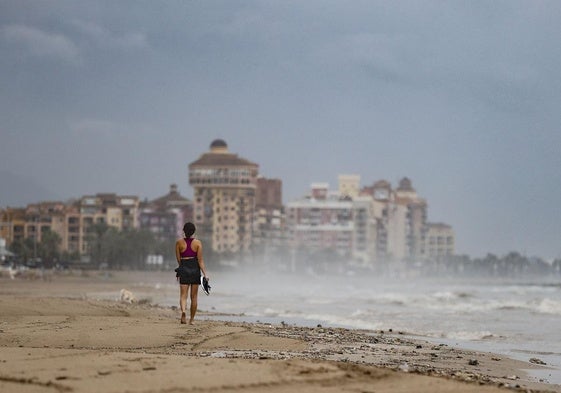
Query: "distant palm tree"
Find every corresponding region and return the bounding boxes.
[38,229,62,265]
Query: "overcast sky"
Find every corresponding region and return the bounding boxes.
[1,1,560,259]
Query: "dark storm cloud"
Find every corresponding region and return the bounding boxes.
[1,1,560,258]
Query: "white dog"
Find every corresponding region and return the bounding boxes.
[0,266,16,280]
[119,289,137,303]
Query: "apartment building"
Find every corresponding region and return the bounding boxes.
[351,195,377,266]
[189,139,259,254]
[425,222,455,259]
[393,178,427,261]
[363,180,391,261]
[75,193,140,254]
[361,177,427,263]
[254,177,284,251]
[0,207,24,244]
[1,161,453,267]
[0,194,140,256]
[139,184,193,242]
[286,177,381,268]
[0,202,68,251]
[287,183,360,266]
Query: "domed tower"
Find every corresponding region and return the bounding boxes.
[397,177,413,191]
[395,177,426,260]
[209,139,228,153]
[396,177,417,199]
[189,140,259,255]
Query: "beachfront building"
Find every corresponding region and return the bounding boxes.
[9,202,68,251]
[0,208,23,244]
[26,202,69,251]
[287,183,354,261]
[0,194,140,256]
[362,180,392,261]
[78,193,139,231]
[1,201,80,256]
[188,139,259,255]
[75,193,140,254]
[425,223,455,260]
[361,177,427,264]
[15,193,145,256]
[254,177,285,262]
[286,176,439,270]
[286,180,377,269]
[139,184,193,242]
[391,178,427,261]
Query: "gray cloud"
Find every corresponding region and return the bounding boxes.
[1,1,560,258]
[70,20,148,50]
[2,24,81,64]
[68,118,132,137]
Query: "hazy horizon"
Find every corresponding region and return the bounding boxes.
[1,1,560,259]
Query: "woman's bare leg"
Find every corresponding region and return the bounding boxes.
[189,284,199,324]
[180,284,188,323]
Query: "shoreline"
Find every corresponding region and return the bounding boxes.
[1,272,560,392]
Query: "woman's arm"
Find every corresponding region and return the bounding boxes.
[194,240,208,278]
[175,240,182,265]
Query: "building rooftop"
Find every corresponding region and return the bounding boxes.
[373,180,391,189]
[190,140,258,167]
[210,139,228,149]
[397,177,415,191]
[189,153,258,167]
[427,222,452,229]
[148,184,191,209]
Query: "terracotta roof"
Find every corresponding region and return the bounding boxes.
[148,185,191,209]
[372,180,391,188]
[150,191,190,206]
[189,153,258,167]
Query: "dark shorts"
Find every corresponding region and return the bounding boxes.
[176,258,200,285]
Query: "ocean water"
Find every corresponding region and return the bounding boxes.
[110,269,561,384]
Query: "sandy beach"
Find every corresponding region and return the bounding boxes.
[0,271,559,393]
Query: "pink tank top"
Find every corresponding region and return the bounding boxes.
[180,238,197,258]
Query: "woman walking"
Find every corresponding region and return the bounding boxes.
[175,222,209,324]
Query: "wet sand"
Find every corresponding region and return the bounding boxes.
[0,271,559,393]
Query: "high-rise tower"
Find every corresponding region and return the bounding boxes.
[188,140,258,254]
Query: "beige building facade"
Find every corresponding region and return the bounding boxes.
[254,177,284,251]
[361,177,428,264]
[425,222,455,259]
[287,179,378,268]
[189,139,259,254]
[139,184,193,242]
[75,193,140,254]
[0,194,140,257]
[338,174,361,198]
